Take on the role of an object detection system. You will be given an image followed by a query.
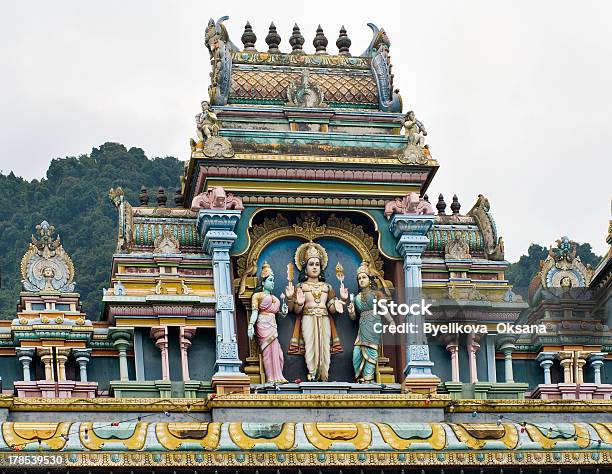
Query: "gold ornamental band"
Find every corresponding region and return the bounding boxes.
[303,307,328,317]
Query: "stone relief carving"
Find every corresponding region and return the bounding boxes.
[191,186,244,211]
[384,192,435,218]
[20,221,76,293]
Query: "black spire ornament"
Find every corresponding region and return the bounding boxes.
[313,25,328,54]
[157,187,167,207]
[241,21,256,50]
[436,194,447,215]
[139,185,149,206]
[450,194,461,215]
[265,22,281,53]
[289,23,305,54]
[336,26,351,56]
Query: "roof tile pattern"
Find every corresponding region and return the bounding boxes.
[230,70,378,105]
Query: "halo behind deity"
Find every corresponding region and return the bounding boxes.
[294,242,328,271]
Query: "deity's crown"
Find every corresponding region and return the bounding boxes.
[294,242,328,270]
[357,261,372,276]
[305,245,321,262]
[260,261,273,279]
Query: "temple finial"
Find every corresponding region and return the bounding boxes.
[139,185,149,206]
[336,25,351,56]
[436,194,447,215]
[241,21,256,51]
[313,25,328,54]
[451,194,461,215]
[289,23,305,54]
[265,22,281,53]
[174,188,184,206]
[157,187,167,207]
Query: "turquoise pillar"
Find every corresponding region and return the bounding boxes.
[197,210,248,391]
[389,214,436,378]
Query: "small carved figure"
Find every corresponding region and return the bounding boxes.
[348,261,395,383]
[286,70,326,108]
[248,262,288,383]
[384,192,435,218]
[402,111,427,146]
[190,186,244,211]
[196,101,221,144]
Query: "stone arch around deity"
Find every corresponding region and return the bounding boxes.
[235,211,393,298]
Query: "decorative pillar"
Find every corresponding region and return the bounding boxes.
[499,341,516,383]
[389,214,439,394]
[73,348,92,382]
[558,351,574,383]
[55,348,71,382]
[467,333,480,383]
[37,347,54,381]
[151,327,170,381]
[446,342,460,382]
[180,327,197,381]
[537,352,556,384]
[16,347,35,382]
[197,209,249,394]
[588,352,607,384]
[575,351,588,384]
[485,336,497,383]
[110,328,133,382]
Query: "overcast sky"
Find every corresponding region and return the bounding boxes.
[0,1,610,262]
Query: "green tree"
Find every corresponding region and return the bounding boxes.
[0,143,183,319]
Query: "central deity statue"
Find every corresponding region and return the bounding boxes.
[285,242,348,381]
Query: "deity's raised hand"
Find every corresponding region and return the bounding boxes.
[285,281,295,299]
[295,287,305,306]
[339,284,349,301]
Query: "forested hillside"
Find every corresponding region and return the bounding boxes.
[0,143,183,319]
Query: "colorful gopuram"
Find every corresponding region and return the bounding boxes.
[0,17,611,473]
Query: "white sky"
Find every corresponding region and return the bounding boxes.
[0,1,610,262]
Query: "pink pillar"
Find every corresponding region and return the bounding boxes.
[467,334,480,383]
[180,327,197,381]
[151,327,170,381]
[446,342,460,382]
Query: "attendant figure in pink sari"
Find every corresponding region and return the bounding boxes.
[248,262,288,383]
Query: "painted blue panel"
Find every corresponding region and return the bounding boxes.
[188,330,216,381]
[87,356,124,392]
[139,327,162,381]
[429,342,452,382]
[256,236,362,382]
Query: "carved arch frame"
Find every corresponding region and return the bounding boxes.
[236,213,392,298]
[234,212,395,385]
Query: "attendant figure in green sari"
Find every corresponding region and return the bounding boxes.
[347,261,395,383]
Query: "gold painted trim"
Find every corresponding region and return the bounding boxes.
[206,178,418,196]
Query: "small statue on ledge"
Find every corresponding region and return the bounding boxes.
[196,101,220,143]
[402,110,427,147]
[248,262,288,384]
